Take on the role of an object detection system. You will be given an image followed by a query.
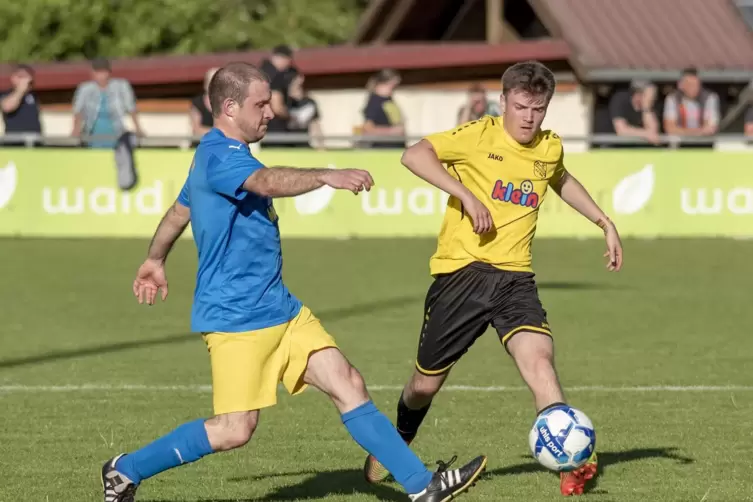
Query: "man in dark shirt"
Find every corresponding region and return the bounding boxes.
[189,67,218,147]
[608,79,659,146]
[362,69,405,149]
[1,64,42,145]
[745,106,753,138]
[260,45,298,137]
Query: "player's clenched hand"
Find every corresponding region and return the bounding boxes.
[462,194,495,234]
[133,258,169,305]
[602,220,623,272]
[320,169,375,195]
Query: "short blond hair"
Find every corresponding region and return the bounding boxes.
[208,63,269,118]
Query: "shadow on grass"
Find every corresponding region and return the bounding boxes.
[0,294,424,370]
[484,447,695,495]
[143,447,693,501]
[143,468,403,502]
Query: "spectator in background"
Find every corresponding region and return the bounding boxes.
[285,73,324,149]
[457,83,500,125]
[608,79,660,145]
[261,44,298,138]
[745,106,753,138]
[0,64,42,144]
[72,58,144,148]
[663,68,720,143]
[189,67,218,143]
[362,68,405,149]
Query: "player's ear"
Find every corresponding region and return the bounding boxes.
[224,98,237,118]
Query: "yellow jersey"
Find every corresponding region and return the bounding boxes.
[424,115,566,275]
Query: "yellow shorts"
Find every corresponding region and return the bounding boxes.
[202,305,337,415]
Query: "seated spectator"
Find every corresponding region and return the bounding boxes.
[362,69,405,149]
[285,73,324,149]
[72,58,144,149]
[457,83,500,125]
[0,64,42,145]
[745,106,753,138]
[608,80,660,145]
[189,67,218,143]
[663,68,719,145]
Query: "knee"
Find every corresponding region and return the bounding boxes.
[207,412,258,451]
[343,365,368,400]
[509,333,554,367]
[407,372,444,400]
[328,362,370,411]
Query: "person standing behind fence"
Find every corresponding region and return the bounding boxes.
[456,83,500,125]
[0,64,42,145]
[663,68,719,147]
[608,79,660,147]
[361,69,406,149]
[261,45,297,139]
[282,73,324,149]
[72,58,144,148]
[189,67,219,146]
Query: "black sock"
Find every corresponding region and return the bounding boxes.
[537,401,567,415]
[396,392,432,443]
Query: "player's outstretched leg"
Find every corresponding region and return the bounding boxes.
[304,348,486,501]
[506,331,598,496]
[101,412,258,502]
[364,369,450,484]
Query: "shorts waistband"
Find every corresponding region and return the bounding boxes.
[467,261,499,272]
[465,262,532,276]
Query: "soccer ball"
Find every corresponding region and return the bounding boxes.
[529,405,595,472]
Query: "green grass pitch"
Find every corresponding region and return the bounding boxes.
[1,237,752,501]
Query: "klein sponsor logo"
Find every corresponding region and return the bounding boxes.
[491,179,539,208]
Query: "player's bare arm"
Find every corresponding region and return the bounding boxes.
[243,167,374,198]
[551,171,623,271]
[401,140,494,234]
[133,201,191,305]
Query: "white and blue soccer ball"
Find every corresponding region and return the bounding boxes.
[529,405,595,472]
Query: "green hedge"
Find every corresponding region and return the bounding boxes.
[0,0,366,62]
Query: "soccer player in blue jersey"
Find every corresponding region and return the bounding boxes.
[100,63,486,502]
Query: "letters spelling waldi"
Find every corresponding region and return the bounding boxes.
[0,150,751,238]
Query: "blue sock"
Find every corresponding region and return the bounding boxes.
[342,401,432,494]
[115,418,214,484]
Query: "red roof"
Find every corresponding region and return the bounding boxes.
[0,40,571,92]
[530,0,753,81]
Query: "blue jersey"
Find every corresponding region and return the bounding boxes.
[177,128,302,333]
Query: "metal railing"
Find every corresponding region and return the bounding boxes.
[0,132,751,149]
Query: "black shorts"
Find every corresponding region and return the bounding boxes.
[416,262,552,375]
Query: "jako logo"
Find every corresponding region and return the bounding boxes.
[362,188,450,215]
[43,181,164,215]
[491,179,539,208]
[0,161,18,210]
[681,188,753,215]
[612,164,654,215]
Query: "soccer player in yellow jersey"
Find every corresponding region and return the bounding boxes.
[364,61,623,496]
